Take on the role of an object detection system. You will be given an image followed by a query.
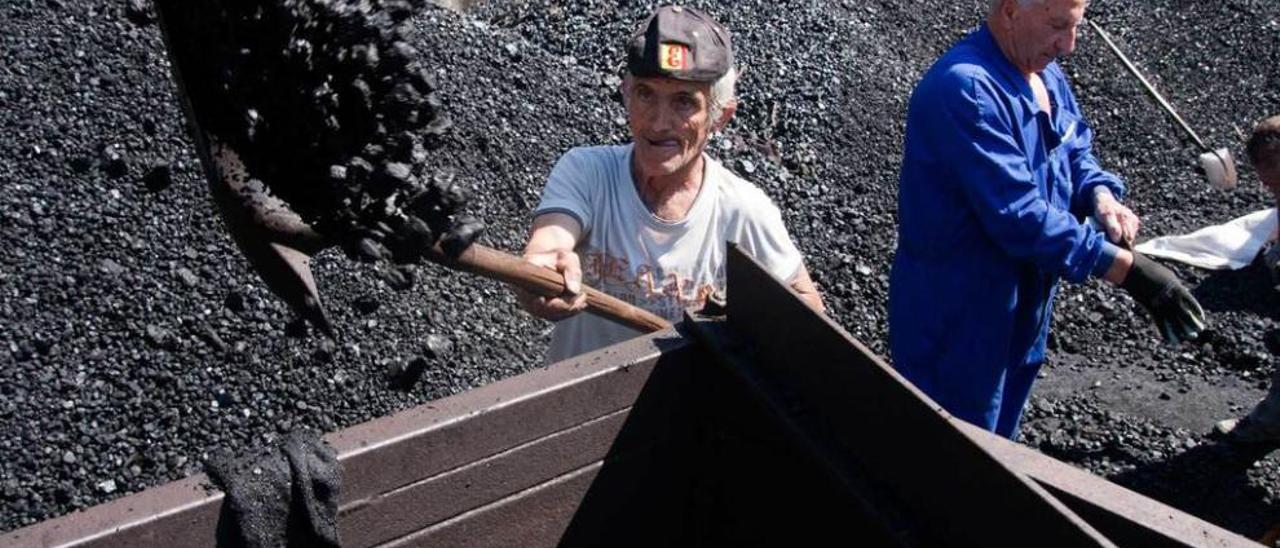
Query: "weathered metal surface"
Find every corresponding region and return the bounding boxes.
[207,142,336,337]
[150,0,338,335]
[382,462,604,548]
[956,421,1259,547]
[698,244,1116,547]
[340,410,630,546]
[342,335,698,546]
[2,245,1261,548]
[1,331,692,548]
[685,332,910,547]
[357,330,700,547]
[329,330,686,505]
[0,476,221,548]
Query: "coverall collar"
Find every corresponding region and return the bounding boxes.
[975,24,1057,116]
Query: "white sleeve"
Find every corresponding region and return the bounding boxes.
[534,148,595,235]
[737,193,804,284]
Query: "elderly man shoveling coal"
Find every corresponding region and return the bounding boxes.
[512,6,825,363]
[889,0,1208,439]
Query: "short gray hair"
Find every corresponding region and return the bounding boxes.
[709,66,738,122]
[988,0,1045,14]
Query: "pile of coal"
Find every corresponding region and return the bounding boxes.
[5,0,1280,536]
[156,0,478,277]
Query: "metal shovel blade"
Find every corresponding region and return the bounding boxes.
[1200,148,1238,190]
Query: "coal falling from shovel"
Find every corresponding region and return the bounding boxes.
[152,0,670,336]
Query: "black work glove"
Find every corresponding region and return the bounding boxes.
[1264,239,1280,285]
[1121,253,1208,344]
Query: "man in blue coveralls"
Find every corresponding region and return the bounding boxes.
[890,0,1208,439]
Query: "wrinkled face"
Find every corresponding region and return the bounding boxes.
[1000,0,1087,74]
[625,75,718,180]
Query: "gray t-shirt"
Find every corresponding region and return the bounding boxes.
[535,144,804,363]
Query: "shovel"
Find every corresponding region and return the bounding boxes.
[152,2,672,336]
[1087,19,1238,190]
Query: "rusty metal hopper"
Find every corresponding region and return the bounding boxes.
[0,247,1257,547]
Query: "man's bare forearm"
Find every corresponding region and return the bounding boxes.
[524,213,582,255]
[790,265,826,312]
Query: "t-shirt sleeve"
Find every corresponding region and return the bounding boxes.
[534,148,596,234]
[736,190,805,284]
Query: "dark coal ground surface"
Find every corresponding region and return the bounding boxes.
[2,0,1280,538]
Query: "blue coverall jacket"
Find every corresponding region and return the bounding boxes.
[889,25,1124,438]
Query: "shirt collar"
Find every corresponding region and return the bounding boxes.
[973,24,1064,117]
[973,24,1035,99]
[622,143,719,229]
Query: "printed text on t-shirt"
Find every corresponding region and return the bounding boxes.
[581,251,721,320]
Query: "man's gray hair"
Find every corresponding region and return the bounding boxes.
[988,0,1045,14]
[708,66,739,123]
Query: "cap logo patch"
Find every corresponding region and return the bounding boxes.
[659,43,690,71]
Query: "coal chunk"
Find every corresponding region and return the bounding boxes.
[352,294,380,315]
[144,325,173,349]
[100,145,128,179]
[376,162,415,190]
[143,163,173,192]
[157,0,473,275]
[199,325,228,354]
[69,156,94,174]
[423,334,452,360]
[224,291,246,313]
[378,265,414,291]
[98,258,126,276]
[388,355,429,390]
[353,237,390,263]
[125,0,154,26]
[440,215,485,258]
[175,267,200,287]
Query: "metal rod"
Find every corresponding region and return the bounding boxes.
[1086,19,1212,153]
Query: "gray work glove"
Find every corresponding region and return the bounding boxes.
[1121,253,1207,344]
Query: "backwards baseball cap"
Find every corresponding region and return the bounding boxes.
[626,5,733,83]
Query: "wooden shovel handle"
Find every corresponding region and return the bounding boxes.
[1086,19,1211,152]
[427,243,672,333]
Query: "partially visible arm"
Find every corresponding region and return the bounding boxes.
[516,213,588,321]
[1092,186,1140,248]
[790,265,826,312]
[1102,247,1134,286]
[1058,73,1127,218]
[731,187,825,312]
[1062,83,1139,248]
[1106,248,1207,344]
[1066,125,1126,218]
[519,148,598,321]
[524,212,582,259]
